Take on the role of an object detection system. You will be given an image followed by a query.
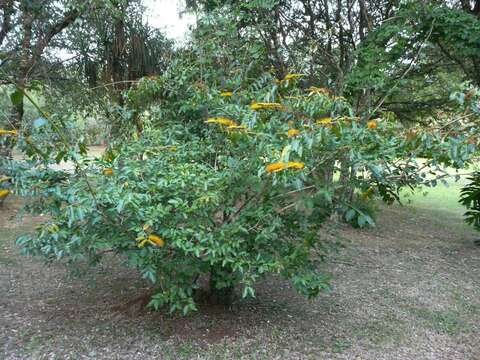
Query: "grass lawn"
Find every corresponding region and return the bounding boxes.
[1,179,480,359]
[402,176,468,214]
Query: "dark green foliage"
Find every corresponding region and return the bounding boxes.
[2,0,479,314]
[344,200,377,229]
[460,172,480,231]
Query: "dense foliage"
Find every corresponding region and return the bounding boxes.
[2,73,478,312]
[1,0,479,312]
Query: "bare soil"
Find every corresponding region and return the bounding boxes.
[1,195,479,359]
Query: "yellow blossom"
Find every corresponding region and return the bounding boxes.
[287,129,300,137]
[283,73,304,81]
[286,162,305,170]
[266,162,288,173]
[266,161,305,173]
[220,91,233,97]
[148,234,165,247]
[250,102,285,111]
[367,120,378,129]
[205,117,238,127]
[227,125,248,131]
[103,168,114,176]
[0,189,10,199]
[316,117,333,126]
[0,129,18,136]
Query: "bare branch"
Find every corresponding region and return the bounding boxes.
[32,7,83,64]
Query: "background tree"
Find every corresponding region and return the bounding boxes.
[0,0,100,129]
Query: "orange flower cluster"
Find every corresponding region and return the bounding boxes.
[103,168,114,176]
[367,120,378,129]
[137,234,166,248]
[287,129,300,137]
[266,162,305,173]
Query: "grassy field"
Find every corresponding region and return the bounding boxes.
[1,179,480,359]
[401,175,468,214]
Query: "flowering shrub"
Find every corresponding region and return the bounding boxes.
[3,74,478,313]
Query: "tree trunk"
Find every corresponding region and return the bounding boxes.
[338,158,355,204]
[208,267,235,305]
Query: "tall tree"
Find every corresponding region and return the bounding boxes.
[0,0,97,130]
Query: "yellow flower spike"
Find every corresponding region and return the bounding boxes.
[316,117,333,126]
[103,168,114,176]
[250,102,285,111]
[205,117,238,127]
[266,162,305,173]
[283,74,304,81]
[0,189,11,199]
[220,91,233,97]
[266,162,288,173]
[367,120,378,129]
[287,129,300,138]
[227,125,248,131]
[286,162,305,170]
[148,234,165,247]
[0,129,18,136]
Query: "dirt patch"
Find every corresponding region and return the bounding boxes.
[1,199,480,359]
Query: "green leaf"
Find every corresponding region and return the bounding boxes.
[10,89,23,106]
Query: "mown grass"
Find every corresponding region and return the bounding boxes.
[402,180,466,214]
[401,161,479,214]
